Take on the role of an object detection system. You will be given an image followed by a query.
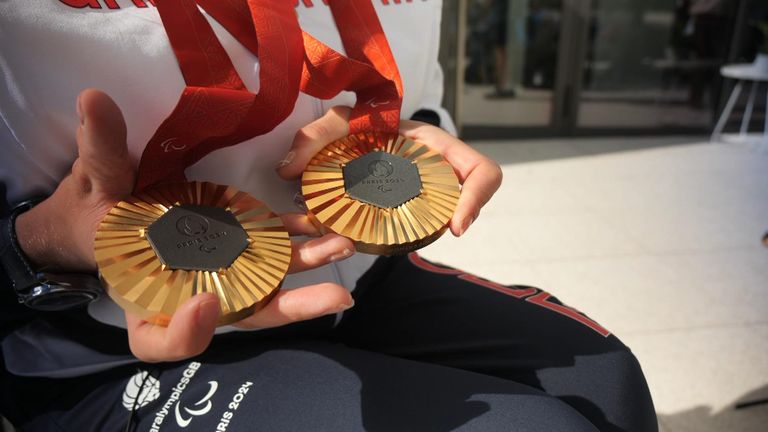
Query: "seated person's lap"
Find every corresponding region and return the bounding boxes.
[2,254,657,432]
[338,254,657,432]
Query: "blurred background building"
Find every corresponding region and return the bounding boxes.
[427,2,768,431]
[439,0,768,139]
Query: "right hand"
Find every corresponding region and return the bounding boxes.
[15,89,355,363]
[15,88,134,273]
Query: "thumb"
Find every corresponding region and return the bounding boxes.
[276,105,350,180]
[126,293,220,363]
[74,88,134,197]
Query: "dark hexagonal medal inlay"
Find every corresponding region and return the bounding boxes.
[146,204,248,272]
[342,151,422,208]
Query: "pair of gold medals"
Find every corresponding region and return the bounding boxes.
[94,132,460,326]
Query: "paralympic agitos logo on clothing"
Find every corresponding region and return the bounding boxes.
[148,362,219,431]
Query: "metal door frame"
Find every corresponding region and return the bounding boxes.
[446,0,743,140]
[446,0,591,138]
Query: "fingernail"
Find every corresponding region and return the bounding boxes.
[293,192,308,211]
[334,299,355,313]
[459,216,475,236]
[275,151,295,169]
[196,298,220,327]
[329,248,354,262]
[76,94,84,125]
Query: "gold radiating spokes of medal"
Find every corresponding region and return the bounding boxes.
[94,182,290,326]
[302,132,460,254]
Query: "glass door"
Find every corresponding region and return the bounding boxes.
[460,0,568,136]
[575,0,739,133]
[449,0,743,138]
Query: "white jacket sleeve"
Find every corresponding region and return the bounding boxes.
[415,61,457,137]
[409,2,457,137]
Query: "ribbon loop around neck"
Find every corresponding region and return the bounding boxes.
[184,0,405,135]
[136,0,303,190]
[136,0,403,190]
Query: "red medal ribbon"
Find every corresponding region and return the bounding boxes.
[137,0,401,190]
[136,0,303,190]
[180,0,404,135]
[298,0,404,135]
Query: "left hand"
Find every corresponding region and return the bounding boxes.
[126,211,357,362]
[275,106,503,236]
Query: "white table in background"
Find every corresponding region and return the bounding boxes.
[712,63,768,151]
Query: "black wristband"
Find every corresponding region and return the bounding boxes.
[0,199,103,311]
[0,200,44,298]
[410,109,441,128]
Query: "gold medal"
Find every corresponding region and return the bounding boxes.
[94,181,291,326]
[302,132,460,255]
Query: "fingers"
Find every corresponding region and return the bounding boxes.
[449,160,503,236]
[234,282,353,329]
[280,213,322,237]
[276,105,350,180]
[74,88,134,198]
[399,120,502,237]
[280,212,356,272]
[399,119,488,179]
[289,234,355,273]
[126,293,219,363]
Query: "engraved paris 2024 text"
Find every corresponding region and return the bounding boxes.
[176,230,228,253]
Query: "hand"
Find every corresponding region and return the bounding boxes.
[275,106,503,236]
[15,89,134,272]
[15,89,355,363]
[127,212,356,362]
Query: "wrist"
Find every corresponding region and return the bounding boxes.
[15,201,53,270]
[14,199,89,272]
[2,198,103,311]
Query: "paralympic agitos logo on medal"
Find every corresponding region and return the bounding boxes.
[363,160,404,193]
[176,214,209,237]
[174,214,228,254]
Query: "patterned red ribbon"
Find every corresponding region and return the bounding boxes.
[191,0,404,135]
[136,0,402,190]
[304,0,404,135]
[135,0,303,190]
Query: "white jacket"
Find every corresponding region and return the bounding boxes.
[0,0,453,376]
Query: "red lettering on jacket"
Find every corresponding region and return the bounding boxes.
[61,0,420,9]
[58,0,102,8]
[295,0,328,7]
[59,0,154,8]
[296,0,420,7]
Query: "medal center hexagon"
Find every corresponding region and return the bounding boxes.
[342,151,422,208]
[146,204,249,272]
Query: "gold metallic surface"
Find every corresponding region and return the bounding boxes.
[302,132,460,255]
[95,182,291,326]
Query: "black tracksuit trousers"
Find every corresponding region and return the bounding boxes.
[2,253,657,431]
